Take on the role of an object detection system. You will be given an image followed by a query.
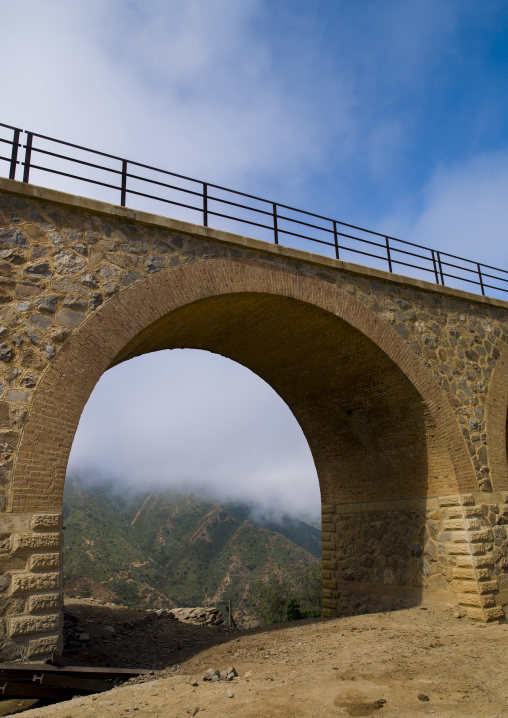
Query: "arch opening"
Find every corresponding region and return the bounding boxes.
[63,348,322,628]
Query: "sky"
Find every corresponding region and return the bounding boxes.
[2,0,508,517]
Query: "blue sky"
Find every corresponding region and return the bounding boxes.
[2,1,508,515]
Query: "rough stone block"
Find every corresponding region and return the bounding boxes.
[478,580,498,594]
[476,568,491,581]
[474,556,494,568]
[461,494,475,506]
[443,520,465,531]
[27,634,61,658]
[322,588,335,599]
[0,596,25,615]
[0,515,30,532]
[322,560,336,571]
[447,543,471,555]
[29,592,61,613]
[30,514,62,531]
[458,593,482,607]
[469,529,493,543]
[452,568,475,580]
[456,556,474,567]
[458,581,478,594]
[466,519,482,530]
[0,554,27,572]
[439,496,461,507]
[471,543,486,555]
[464,506,483,517]
[12,532,61,552]
[11,571,60,594]
[30,552,62,570]
[484,606,505,621]
[481,594,496,607]
[10,613,60,636]
[0,534,11,554]
[451,531,468,543]
[322,598,336,610]
[465,607,485,620]
[322,579,337,590]
[447,508,463,519]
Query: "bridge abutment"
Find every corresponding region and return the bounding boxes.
[1,178,508,660]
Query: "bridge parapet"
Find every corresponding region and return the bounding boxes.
[0,178,507,659]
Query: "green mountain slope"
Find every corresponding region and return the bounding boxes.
[62,476,321,621]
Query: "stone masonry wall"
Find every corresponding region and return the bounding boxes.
[1,179,508,658]
[1,512,63,660]
[322,493,508,622]
[0,184,507,510]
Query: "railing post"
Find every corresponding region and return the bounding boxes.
[9,129,20,180]
[385,236,393,273]
[203,182,208,227]
[22,132,33,183]
[273,203,278,245]
[120,160,128,207]
[477,263,485,296]
[333,220,339,260]
[431,249,440,284]
[436,251,445,285]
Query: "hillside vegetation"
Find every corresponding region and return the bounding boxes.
[62,476,321,622]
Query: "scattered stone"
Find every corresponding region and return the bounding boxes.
[220,666,238,681]
[171,607,224,626]
[226,689,234,698]
[418,694,430,701]
[203,668,220,682]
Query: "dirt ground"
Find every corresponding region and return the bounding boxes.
[2,598,508,718]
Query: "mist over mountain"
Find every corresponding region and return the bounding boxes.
[62,474,321,621]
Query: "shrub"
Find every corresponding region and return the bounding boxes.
[248,562,322,625]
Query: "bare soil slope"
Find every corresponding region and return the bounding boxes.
[4,600,508,718]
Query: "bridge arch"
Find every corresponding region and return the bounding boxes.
[12,258,474,514]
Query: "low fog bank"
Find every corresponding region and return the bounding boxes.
[66,468,321,528]
[67,350,321,522]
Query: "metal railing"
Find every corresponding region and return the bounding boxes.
[1,121,507,299]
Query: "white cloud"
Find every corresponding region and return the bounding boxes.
[380,149,508,289]
[68,350,320,518]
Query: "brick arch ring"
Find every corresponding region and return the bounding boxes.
[485,344,508,492]
[11,258,477,511]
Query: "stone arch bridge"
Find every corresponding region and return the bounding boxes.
[0,177,508,660]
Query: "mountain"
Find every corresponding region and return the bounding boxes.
[62,476,321,622]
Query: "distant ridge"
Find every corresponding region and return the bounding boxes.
[63,475,321,621]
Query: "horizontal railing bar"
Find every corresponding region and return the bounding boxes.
[123,187,202,213]
[27,131,125,162]
[478,269,508,284]
[0,137,18,146]
[438,258,508,283]
[0,155,15,163]
[24,164,121,192]
[0,122,22,132]
[29,146,123,175]
[481,281,508,294]
[206,209,277,233]
[207,192,274,218]
[127,172,207,199]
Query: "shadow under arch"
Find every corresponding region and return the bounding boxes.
[485,344,508,492]
[11,258,477,614]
